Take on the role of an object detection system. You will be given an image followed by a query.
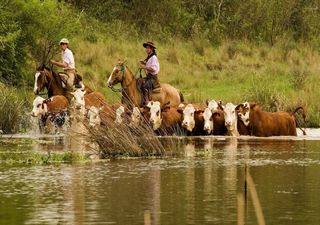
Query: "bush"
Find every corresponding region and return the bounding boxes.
[0,84,30,133]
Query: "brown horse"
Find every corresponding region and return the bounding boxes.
[34,65,66,97]
[34,65,92,100]
[107,62,184,108]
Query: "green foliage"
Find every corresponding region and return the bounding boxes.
[0,84,30,133]
[0,0,82,85]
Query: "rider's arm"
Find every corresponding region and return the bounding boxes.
[141,56,159,74]
[50,60,68,68]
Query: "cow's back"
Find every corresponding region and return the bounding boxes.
[46,95,69,111]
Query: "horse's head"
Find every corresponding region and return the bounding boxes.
[107,62,126,87]
[34,66,50,95]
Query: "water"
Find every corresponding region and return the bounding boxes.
[1,130,320,224]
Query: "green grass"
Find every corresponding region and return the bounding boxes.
[0,139,89,165]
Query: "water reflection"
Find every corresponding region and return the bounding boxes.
[1,137,320,224]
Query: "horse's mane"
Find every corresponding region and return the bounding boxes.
[36,64,52,72]
[36,64,64,90]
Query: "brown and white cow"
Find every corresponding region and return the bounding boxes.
[222,102,250,137]
[236,102,297,136]
[31,95,69,129]
[178,103,206,136]
[203,100,227,135]
[146,101,182,135]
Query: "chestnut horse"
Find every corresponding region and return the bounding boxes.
[34,65,92,101]
[107,62,184,108]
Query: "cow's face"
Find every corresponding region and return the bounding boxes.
[31,96,46,117]
[207,100,219,112]
[181,104,196,132]
[130,107,142,126]
[115,105,125,124]
[71,89,86,109]
[223,103,237,131]
[236,102,250,126]
[203,108,213,134]
[87,106,101,127]
[147,101,162,130]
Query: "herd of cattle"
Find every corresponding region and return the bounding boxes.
[31,87,305,137]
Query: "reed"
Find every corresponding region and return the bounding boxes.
[86,119,169,158]
[0,84,31,134]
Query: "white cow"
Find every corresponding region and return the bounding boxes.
[115,105,125,124]
[87,106,101,127]
[223,103,239,137]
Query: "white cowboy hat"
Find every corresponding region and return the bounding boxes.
[59,38,69,45]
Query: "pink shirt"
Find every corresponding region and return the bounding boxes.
[146,55,160,75]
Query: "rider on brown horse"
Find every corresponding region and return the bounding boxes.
[138,41,160,105]
[50,38,82,90]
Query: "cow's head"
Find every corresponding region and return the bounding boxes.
[180,104,203,132]
[31,96,47,117]
[223,103,237,131]
[87,106,101,127]
[115,105,125,124]
[236,102,250,126]
[129,106,143,127]
[71,89,86,110]
[147,101,170,130]
[206,99,222,112]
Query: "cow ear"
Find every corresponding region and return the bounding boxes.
[205,99,209,106]
[217,101,224,110]
[162,105,170,112]
[177,108,183,114]
[235,104,243,111]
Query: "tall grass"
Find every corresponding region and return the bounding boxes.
[0,84,31,134]
[87,119,170,158]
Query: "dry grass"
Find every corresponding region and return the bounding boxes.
[86,119,170,158]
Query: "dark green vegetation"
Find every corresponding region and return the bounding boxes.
[1,0,320,133]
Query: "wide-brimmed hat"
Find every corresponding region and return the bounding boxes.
[59,38,69,45]
[143,41,156,49]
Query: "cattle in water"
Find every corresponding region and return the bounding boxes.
[71,89,106,115]
[203,100,227,135]
[236,102,298,137]
[222,102,250,137]
[178,103,206,136]
[31,95,69,130]
[146,101,182,135]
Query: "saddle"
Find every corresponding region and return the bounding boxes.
[58,72,83,89]
[136,77,161,93]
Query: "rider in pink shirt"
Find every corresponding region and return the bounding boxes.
[139,41,160,105]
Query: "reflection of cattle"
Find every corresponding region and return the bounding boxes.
[31,95,69,129]
[146,101,182,135]
[203,100,227,135]
[178,103,206,136]
[236,102,297,136]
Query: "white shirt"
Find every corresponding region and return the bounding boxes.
[146,55,160,75]
[61,48,75,69]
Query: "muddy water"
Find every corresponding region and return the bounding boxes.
[1,130,320,224]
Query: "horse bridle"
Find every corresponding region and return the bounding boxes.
[109,64,135,92]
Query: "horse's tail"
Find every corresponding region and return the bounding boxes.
[291,106,307,135]
[179,91,184,103]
